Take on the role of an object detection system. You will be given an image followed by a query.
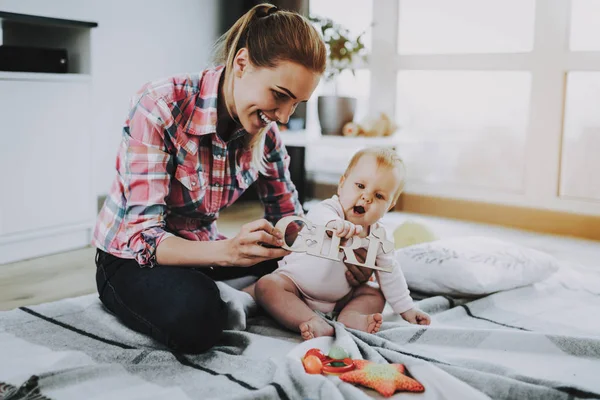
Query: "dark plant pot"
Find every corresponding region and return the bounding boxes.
[317,95,356,136]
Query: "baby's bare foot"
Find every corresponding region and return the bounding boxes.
[339,312,383,334]
[299,316,334,340]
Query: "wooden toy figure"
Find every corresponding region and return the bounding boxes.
[274,215,395,273]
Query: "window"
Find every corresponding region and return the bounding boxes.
[390,0,537,194]
[309,0,373,49]
[560,72,600,201]
[397,0,535,54]
[570,0,600,51]
[396,71,530,191]
[306,0,600,213]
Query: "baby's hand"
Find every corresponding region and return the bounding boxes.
[400,308,431,325]
[331,220,363,239]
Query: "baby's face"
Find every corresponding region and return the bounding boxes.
[337,154,403,229]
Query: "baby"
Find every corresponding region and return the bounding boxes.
[255,147,430,340]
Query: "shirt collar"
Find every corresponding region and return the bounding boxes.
[183,65,248,143]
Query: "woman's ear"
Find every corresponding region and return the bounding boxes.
[234,48,249,78]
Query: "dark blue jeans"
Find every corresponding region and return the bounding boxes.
[95,249,278,354]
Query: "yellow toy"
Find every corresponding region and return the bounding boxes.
[392,220,438,249]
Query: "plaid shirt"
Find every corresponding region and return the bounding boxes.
[92,66,302,267]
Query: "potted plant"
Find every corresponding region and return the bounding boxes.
[310,15,368,136]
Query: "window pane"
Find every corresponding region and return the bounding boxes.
[398,0,535,54]
[570,0,600,51]
[560,72,600,201]
[396,71,531,191]
[309,0,373,49]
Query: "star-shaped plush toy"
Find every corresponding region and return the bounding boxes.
[339,360,424,397]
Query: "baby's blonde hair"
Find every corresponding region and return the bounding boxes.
[342,147,406,204]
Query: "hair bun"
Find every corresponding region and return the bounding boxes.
[258,5,278,18]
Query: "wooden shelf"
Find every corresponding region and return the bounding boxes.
[0,11,97,28]
[0,11,97,74]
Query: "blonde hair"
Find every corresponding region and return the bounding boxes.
[342,147,407,204]
[213,3,326,172]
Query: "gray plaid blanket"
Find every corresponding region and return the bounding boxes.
[1,264,600,400]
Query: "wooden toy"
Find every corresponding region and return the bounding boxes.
[275,216,395,273]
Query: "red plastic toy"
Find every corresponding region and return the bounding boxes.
[301,347,356,375]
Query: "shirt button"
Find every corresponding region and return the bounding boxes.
[191,182,196,186]
[215,154,221,160]
[215,183,221,188]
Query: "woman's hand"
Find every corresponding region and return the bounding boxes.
[343,247,374,287]
[224,219,291,267]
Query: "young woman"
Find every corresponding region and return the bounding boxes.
[93,3,372,354]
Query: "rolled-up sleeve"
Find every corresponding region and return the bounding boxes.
[120,93,176,267]
[256,126,304,225]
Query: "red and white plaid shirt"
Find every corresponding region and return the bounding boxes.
[92,66,302,267]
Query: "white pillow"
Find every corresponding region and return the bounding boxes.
[396,236,561,296]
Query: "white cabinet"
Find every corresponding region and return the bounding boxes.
[0,13,97,264]
[0,74,95,264]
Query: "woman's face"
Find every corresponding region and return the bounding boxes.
[229,48,321,135]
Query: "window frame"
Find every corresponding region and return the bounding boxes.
[364,0,600,214]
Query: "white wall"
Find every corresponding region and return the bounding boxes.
[0,0,220,198]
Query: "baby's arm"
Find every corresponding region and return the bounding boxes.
[400,308,431,325]
[306,199,363,239]
[376,254,431,325]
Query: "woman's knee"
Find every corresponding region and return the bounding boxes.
[165,279,229,354]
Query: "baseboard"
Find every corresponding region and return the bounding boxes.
[397,194,600,241]
[309,182,600,241]
[312,182,337,200]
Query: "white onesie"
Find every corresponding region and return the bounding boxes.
[275,195,414,314]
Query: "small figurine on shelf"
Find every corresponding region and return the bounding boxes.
[342,112,397,137]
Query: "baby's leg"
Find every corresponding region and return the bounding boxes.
[255,274,333,340]
[337,284,385,334]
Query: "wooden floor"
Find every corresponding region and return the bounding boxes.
[0,202,263,311]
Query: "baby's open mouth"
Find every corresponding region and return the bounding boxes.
[353,205,365,215]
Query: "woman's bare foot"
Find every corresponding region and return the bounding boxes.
[338,311,383,334]
[299,316,334,340]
